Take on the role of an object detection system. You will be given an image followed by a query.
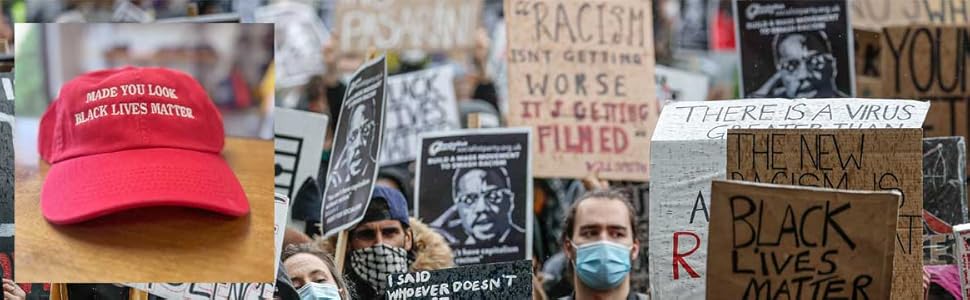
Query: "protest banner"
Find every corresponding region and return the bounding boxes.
[923,137,968,265]
[725,128,923,300]
[881,24,970,172]
[124,283,274,300]
[955,223,970,299]
[648,98,929,299]
[852,0,970,30]
[707,180,898,299]
[655,65,710,104]
[505,0,657,181]
[416,128,532,265]
[381,66,460,166]
[734,0,855,98]
[334,0,483,53]
[274,108,328,201]
[254,2,329,88]
[321,55,387,238]
[384,259,532,300]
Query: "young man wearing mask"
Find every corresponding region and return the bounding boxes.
[323,186,455,299]
[560,189,647,300]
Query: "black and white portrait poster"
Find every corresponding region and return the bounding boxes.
[274,108,328,200]
[321,55,387,238]
[734,0,854,98]
[380,66,460,166]
[415,128,533,265]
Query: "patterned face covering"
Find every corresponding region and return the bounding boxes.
[350,244,411,293]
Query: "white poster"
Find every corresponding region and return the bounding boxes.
[380,66,460,166]
[254,2,329,88]
[274,193,290,281]
[648,98,929,299]
[274,108,329,200]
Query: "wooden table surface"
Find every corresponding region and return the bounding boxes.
[15,137,274,283]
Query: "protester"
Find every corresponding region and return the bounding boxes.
[322,186,454,299]
[282,243,351,300]
[3,279,25,300]
[559,189,646,300]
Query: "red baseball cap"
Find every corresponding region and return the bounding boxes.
[38,66,249,224]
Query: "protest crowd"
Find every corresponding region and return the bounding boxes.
[7,0,970,300]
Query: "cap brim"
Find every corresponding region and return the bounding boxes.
[41,148,249,224]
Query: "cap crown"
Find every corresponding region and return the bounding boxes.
[40,67,224,163]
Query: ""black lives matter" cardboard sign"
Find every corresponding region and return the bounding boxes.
[707,180,898,299]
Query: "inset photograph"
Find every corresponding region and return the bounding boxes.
[13,23,275,282]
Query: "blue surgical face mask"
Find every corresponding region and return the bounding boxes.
[297,281,342,300]
[572,240,633,290]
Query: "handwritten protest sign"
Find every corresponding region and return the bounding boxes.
[648,98,928,299]
[505,0,657,181]
[254,2,329,87]
[381,66,460,166]
[707,180,898,299]
[321,56,387,238]
[852,0,969,30]
[335,0,483,53]
[655,65,710,104]
[385,260,532,299]
[274,108,328,201]
[725,128,924,300]
[734,0,855,98]
[416,128,532,265]
[124,283,274,300]
[923,137,968,265]
[955,223,970,299]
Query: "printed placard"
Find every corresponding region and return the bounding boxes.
[385,260,532,300]
[381,66,460,166]
[124,283,274,300]
[415,128,532,265]
[726,128,924,300]
[923,137,968,265]
[334,0,483,53]
[505,0,658,181]
[274,108,328,201]
[321,56,388,238]
[648,98,928,299]
[254,2,330,88]
[707,180,898,300]
[734,0,855,98]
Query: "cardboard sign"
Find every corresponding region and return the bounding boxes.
[707,180,898,299]
[384,260,532,300]
[726,128,924,300]
[505,0,658,181]
[648,98,928,299]
[334,0,483,53]
[274,193,289,281]
[852,0,969,30]
[923,137,968,265]
[274,108,328,201]
[124,283,274,300]
[381,66,460,166]
[254,2,330,88]
[415,128,532,265]
[734,0,855,98]
[954,223,970,299]
[655,65,710,103]
[321,56,387,238]
[853,28,883,98]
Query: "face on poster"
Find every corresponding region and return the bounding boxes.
[416,128,532,265]
[321,56,387,238]
[734,0,854,99]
